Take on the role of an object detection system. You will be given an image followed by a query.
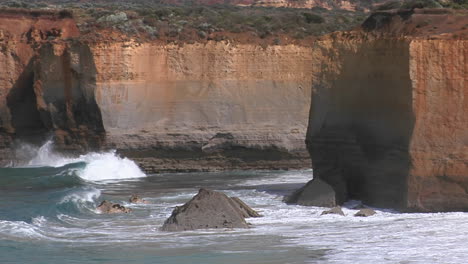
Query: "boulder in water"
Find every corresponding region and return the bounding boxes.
[129,194,149,204]
[283,178,336,207]
[354,208,376,217]
[97,200,132,214]
[161,189,259,231]
[321,206,345,216]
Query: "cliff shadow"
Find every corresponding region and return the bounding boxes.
[6,57,48,145]
[308,39,416,210]
[6,42,105,151]
[34,42,105,151]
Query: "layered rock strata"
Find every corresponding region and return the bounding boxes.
[0,10,313,171]
[91,41,313,172]
[307,9,468,212]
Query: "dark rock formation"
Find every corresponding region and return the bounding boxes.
[161,189,258,231]
[283,178,336,207]
[321,206,345,216]
[97,200,132,214]
[354,208,376,217]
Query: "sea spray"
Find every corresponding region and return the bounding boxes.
[76,151,146,182]
[18,140,146,182]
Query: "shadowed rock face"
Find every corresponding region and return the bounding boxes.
[307,10,468,212]
[3,41,106,154]
[284,178,336,207]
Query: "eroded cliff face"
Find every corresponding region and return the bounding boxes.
[308,9,468,211]
[0,10,88,163]
[0,10,313,171]
[91,41,313,171]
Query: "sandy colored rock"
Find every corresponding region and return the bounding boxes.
[354,208,376,217]
[230,197,262,218]
[161,189,253,231]
[97,200,132,214]
[0,10,312,170]
[129,194,149,204]
[321,206,345,216]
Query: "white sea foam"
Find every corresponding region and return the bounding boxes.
[0,220,46,241]
[59,188,101,205]
[24,140,146,182]
[27,140,76,167]
[76,151,146,182]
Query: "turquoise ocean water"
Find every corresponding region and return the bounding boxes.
[1,142,468,263]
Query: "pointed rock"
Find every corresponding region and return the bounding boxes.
[161,189,256,231]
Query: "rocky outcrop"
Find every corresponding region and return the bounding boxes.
[0,9,82,164]
[321,206,345,216]
[0,9,313,171]
[96,200,132,214]
[307,9,468,212]
[129,195,149,204]
[161,189,259,231]
[354,208,376,217]
[283,178,336,207]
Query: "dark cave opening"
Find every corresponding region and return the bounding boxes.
[7,59,47,140]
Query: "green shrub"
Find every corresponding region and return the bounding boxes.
[302,12,325,24]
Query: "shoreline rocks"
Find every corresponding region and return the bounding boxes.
[96,200,132,214]
[321,206,345,216]
[354,208,376,217]
[129,194,149,204]
[283,178,336,207]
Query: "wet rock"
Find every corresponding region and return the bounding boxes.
[321,206,345,216]
[354,208,376,217]
[283,178,336,207]
[161,189,255,231]
[97,200,132,214]
[230,197,261,218]
[129,194,149,204]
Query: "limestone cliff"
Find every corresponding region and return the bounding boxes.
[0,9,313,171]
[308,9,467,212]
[91,41,313,172]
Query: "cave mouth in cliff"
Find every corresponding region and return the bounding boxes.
[7,59,47,143]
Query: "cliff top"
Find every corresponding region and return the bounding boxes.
[0,1,466,46]
[362,8,468,38]
[0,1,371,46]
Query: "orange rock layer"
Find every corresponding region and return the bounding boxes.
[308,9,468,211]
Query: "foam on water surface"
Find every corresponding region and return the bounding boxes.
[24,140,146,182]
[2,150,468,263]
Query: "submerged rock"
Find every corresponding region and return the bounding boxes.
[97,200,132,214]
[354,208,376,217]
[321,206,345,216]
[283,178,336,207]
[129,194,149,204]
[161,189,259,231]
